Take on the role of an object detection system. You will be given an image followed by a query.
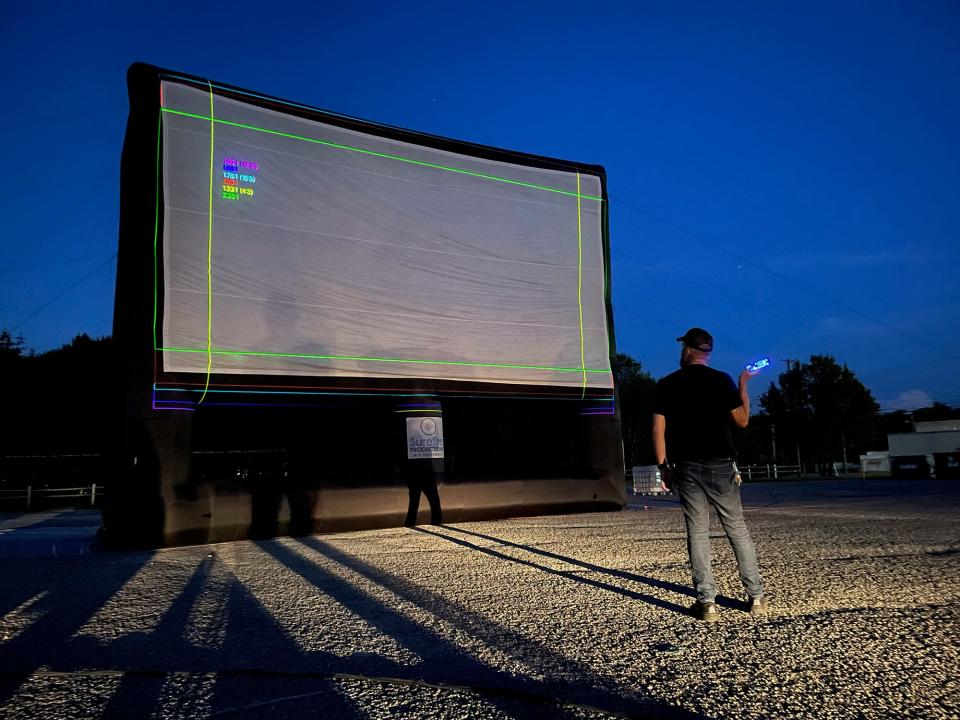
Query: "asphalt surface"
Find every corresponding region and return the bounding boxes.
[0,479,957,719]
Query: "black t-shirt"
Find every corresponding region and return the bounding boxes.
[653,364,743,462]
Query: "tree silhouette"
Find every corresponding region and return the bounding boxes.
[1,331,116,456]
[613,353,658,466]
[913,402,960,422]
[759,355,879,470]
[0,329,29,362]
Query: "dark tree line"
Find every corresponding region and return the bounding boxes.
[3,330,956,471]
[0,330,118,456]
[612,353,658,466]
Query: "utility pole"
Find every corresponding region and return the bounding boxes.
[771,423,779,480]
[842,433,848,471]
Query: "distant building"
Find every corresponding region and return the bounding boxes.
[859,451,890,477]
[913,420,960,433]
[885,420,960,479]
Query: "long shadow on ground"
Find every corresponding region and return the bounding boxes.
[419,526,696,616]
[296,535,707,719]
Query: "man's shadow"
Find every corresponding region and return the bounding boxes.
[414,526,745,616]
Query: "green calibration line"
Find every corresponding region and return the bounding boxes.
[577,171,587,397]
[198,83,215,404]
[159,346,610,374]
[152,110,162,351]
[160,107,603,201]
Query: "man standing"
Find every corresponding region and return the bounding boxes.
[652,328,766,622]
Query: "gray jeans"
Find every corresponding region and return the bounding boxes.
[674,459,764,603]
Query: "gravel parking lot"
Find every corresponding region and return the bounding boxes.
[0,479,957,719]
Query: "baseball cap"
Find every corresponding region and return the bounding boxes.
[676,327,713,352]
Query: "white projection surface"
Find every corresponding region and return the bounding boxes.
[159,80,613,389]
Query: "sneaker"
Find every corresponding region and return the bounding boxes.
[749,596,768,615]
[692,601,720,622]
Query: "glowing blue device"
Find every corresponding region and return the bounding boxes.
[745,357,771,373]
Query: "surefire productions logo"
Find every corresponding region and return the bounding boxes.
[407,416,444,459]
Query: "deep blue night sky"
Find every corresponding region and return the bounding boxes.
[2,1,959,411]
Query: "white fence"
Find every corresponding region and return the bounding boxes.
[626,462,811,493]
[0,484,102,511]
[738,464,802,480]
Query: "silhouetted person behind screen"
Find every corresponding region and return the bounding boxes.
[250,289,325,538]
[405,462,442,526]
[399,412,443,526]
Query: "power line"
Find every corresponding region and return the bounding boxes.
[5,162,119,204]
[877,390,960,409]
[856,357,960,379]
[612,238,959,404]
[0,253,117,274]
[611,246,930,383]
[10,255,116,331]
[609,193,959,361]
[612,246,902,364]
[0,104,125,131]
[0,171,116,274]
